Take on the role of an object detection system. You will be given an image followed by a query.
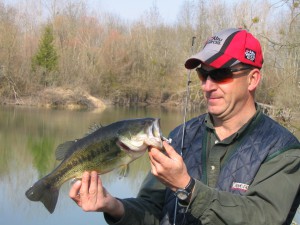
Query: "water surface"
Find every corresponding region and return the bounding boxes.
[0,105,197,225]
[0,105,299,225]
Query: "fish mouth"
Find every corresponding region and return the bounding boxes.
[117,118,163,154]
[152,118,163,139]
[144,118,163,149]
[117,139,148,160]
[117,140,135,152]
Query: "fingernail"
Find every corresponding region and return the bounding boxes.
[70,178,80,187]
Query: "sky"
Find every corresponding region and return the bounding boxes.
[5,0,285,25]
[4,0,186,24]
[89,0,186,24]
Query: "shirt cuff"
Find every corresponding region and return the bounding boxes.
[189,179,214,218]
[103,199,132,225]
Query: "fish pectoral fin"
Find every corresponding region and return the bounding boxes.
[55,141,75,161]
[118,164,129,178]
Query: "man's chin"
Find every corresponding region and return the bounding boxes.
[207,105,223,116]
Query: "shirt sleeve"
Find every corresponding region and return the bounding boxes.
[104,172,166,225]
[187,148,300,225]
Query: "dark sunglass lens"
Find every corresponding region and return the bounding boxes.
[209,69,233,83]
[196,68,208,81]
[196,68,234,83]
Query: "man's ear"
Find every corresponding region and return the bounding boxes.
[248,69,261,91]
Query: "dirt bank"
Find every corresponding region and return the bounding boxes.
[2,87,107,110]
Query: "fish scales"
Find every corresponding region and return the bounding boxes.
[49,138,126,188]
[25,118,164,213]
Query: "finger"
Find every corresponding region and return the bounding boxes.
[148,151,162,173]
[89,171,98,196]
[80,171,91,197]
[150,148,173,168]
[149,147,167,161]
[69,180,82,199]
[149,158,158,175]
[149,151,170,178]
[148,147,157,164]
[163,142,181,160]
[147,148,160,173]
[96,176,107,201]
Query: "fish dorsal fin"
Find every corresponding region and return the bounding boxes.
[85,123,103,136]
[55,141,76,161]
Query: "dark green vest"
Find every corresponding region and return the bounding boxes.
[160,112,300,225]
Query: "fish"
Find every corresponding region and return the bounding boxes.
[25,117,163,214]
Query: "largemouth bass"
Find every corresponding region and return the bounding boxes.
[25,118,163,213]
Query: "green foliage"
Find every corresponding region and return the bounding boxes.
[32,25,58,73]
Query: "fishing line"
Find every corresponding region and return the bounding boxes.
[173,36,196,225]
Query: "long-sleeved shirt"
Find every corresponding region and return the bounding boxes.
[105,111,300,225]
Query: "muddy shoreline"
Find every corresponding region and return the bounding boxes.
[1,87,299,137]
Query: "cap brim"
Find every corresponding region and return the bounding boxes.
[185,50,240,69]
[184,51,211,69]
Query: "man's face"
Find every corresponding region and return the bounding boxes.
[199,64,252,121]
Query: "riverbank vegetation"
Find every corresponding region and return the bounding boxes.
[0,0,299,112]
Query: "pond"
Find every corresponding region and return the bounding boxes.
[0,105,299,225]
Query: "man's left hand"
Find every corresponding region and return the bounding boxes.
[148,141,191,191]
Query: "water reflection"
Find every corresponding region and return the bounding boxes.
[28,136,56,177]
[0,105,197,225]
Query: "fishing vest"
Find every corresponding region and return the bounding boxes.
[160,112,300,225]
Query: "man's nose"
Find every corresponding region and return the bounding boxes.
[201,76,218,92]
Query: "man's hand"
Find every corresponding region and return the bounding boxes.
[69,171,124,219]
[148,141,190,192]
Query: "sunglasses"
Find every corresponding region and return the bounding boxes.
[196,67,252,83]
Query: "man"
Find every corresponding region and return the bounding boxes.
[69,28,300,224]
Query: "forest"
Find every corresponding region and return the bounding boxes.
[0,0,299,112]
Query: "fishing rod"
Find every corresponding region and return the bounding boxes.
[181,36,196,156]
[173,36,196,225]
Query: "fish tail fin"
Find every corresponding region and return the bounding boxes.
[25,179,59,214]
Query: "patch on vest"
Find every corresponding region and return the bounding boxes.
[231,182,249,192]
